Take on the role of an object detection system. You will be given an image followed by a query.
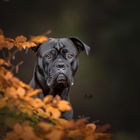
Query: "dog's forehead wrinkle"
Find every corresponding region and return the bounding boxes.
[59,38,78,53]
[39,38,78,56]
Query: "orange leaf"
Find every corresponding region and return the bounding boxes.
[0,59,11,67]
[13,123,23,135]
[30,35,48,44]
[0,97,7,109]
[15,41,37,49]
[25,89,41,97]
[67,129,82,139]
[15,35,27,43]
[86,123,96,132]
[43,95,53,104]
[37,122,53,133]
[57,100,72,112]
[5,87,18,99]
[0,35,4,41]
[46,129,64,140]
[16,87,26,97]
[29,98,44,109]
[45,105,61,119]
[18,104,33,117]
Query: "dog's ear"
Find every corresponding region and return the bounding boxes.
[69,37,90,55]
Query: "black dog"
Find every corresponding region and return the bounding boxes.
[30,37,90,119]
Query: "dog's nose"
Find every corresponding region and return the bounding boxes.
[56,63,65,69]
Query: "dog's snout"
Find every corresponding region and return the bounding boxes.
[56,63,65,69]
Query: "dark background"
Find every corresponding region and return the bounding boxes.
[0,0,140,139]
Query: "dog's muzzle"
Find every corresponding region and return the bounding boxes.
[46,60,74,88]
[56,73,67,84]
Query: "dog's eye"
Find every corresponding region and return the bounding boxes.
[67,53,74,59]
[45,53,52,60]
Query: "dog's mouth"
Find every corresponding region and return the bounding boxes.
[56,74,67,84]
[47,73,70,88]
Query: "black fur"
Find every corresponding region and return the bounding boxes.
[30,37,90,119]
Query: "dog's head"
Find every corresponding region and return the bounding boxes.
[32,37,90,90]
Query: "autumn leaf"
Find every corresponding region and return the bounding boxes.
[37,122,53,133]
[5,38,15,49]
[0,35,4,41]
[55,119,75,129]
[15,41,37,49]
[0,35,14,49]
[57,100,72,112]
[25,89,42,97]
[0,59,11,67]
[45,105,61,119]
[16,87,26,97]
[15,35,27,43]
[43,95,53,104]
[5,87,18,99]
[5,123,43,140]
[35,108,48,118]
[18,104,33,117]
[86,123,96,132]
[29,98,44,109]
[46,129,64,140]
[0,97,7,109]
[68,129,83,139]
[30,35,48,44]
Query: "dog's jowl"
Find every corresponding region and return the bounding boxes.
[30,37,90,119]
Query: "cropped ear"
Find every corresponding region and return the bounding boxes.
[69,37,90,55]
